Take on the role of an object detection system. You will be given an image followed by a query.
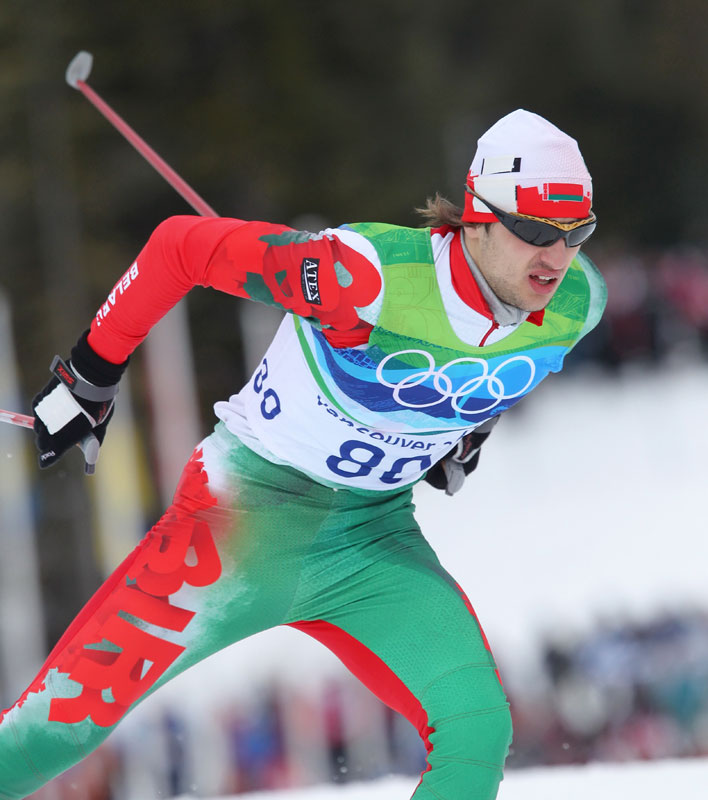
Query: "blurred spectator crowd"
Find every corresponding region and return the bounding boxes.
[579,245,708,368]
[27,608,708,799]
[510,609,708,768]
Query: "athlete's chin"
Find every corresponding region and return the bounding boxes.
[522,296,553,312]
[518,285,560,312]
[504,292,552,313]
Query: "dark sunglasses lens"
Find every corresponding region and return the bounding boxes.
[566,221,596,246]
[512,218,597,247]
[512,219,560,247]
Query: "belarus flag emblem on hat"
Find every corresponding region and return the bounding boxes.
[517,182,592,218]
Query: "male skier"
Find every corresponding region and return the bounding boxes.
[0,109,606,799]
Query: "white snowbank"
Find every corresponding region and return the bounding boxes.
[416,361,708,684]
[218,757,708,800]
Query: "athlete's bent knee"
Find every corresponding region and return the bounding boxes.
[414,670,513,799]
[435,704,512,795]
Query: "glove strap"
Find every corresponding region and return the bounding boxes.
[50,356,119,403]
[451,437,481,465]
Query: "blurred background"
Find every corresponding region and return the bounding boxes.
[1,1,708,797]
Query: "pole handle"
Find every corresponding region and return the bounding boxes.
[65,51,93,88]
[79,434,100,475]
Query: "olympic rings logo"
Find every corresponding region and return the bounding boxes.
[375,349,536,415]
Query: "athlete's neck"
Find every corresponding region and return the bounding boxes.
[459,232,529,327]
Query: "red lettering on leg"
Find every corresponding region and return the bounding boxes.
[42,450,224,728]
[130,518,221,596]
[50,615,186,726]
[108,583,195,632]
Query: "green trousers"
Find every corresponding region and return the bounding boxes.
[0,424,511,799]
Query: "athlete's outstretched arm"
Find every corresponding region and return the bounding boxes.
[32,215,382,470]
[88,215,382,365]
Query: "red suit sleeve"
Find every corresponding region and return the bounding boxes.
[87,216,382,364]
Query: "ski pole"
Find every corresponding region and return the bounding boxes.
[0,408,34,429]
[65,51,218,218]
[63,50,216,477]
[0,409,100,475]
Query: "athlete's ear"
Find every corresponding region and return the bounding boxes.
[461,223,484,259]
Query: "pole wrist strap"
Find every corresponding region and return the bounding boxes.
[50,355,119,403]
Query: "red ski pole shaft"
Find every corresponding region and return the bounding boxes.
[0,409,34,429]
[65,51,218,218]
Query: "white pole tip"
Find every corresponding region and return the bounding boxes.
[66,51,93,88]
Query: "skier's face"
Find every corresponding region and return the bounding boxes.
[463,221,580,312]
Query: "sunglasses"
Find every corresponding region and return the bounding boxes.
[465,187,597,248]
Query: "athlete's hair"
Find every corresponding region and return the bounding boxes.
[415,192,487,231]
[415,193,463,227]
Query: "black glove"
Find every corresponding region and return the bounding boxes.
[32,330,128,473]
[424,416,500,496]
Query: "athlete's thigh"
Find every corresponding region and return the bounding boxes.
[289,494,499,691]
[95,427,339,696]
[289,504,511,799]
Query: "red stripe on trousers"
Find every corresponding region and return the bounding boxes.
[288,620,434,786]
[454,582,504,687]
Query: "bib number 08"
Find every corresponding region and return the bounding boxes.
[326,439,431,485]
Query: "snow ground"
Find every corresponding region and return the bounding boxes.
[218,757,708,800]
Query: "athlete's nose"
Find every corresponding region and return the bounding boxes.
[543,238,574,268]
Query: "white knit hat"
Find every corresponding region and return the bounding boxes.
[462,109,592,222]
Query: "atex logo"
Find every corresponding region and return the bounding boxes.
[300,257,321,305]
